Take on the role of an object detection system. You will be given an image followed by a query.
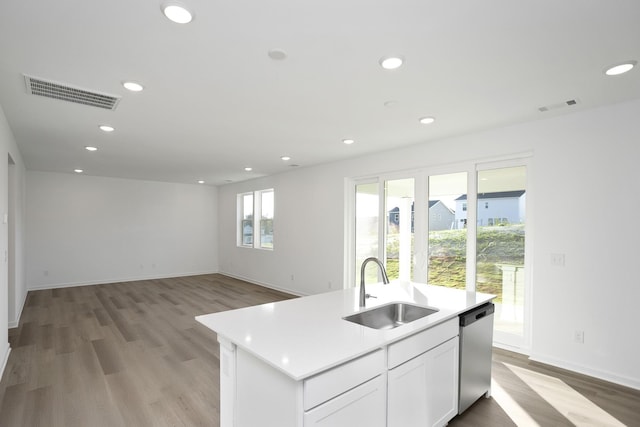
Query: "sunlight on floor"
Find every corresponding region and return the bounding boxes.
[491,378,541,426]
[503,362,626,427]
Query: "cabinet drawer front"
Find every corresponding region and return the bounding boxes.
[387,318,458,368]
[303,349,384,411]
[304,375,386,427]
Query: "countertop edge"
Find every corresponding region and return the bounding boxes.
[196,283,495,381]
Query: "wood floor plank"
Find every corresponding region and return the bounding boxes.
[104,371,153,426]
[21,385,54,427]
[1,273,638,427]
[54,326,75,355]
[91,338,125,376]
[0,383,27,426]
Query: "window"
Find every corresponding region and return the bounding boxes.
[385,178,415,281]
[238,189,274,249]
[260,190,274,249]
[239,193,254,246]
[428,172,467,290]
[349,157,530,351]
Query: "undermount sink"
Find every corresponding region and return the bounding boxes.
[343,302,439,330]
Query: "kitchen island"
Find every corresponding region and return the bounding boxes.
[196,281,494,427]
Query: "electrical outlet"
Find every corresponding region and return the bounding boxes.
[551,253,565,266]
[574,330,584,344]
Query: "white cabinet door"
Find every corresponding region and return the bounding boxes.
[425,337,459,426]
[304,375,386,427]
[388,348,429,427]
[388,337,459,427]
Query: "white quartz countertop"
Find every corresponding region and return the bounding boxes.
[196,281,494,381]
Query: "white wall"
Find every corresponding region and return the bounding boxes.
[218,99,640,389]
[26,172,218,289]
[219,166,347,296]
[0,105,27,375]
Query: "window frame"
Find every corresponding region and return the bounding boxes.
[259,189,274,250]
[237,188,275,250]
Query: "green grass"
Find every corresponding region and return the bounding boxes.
[386,224,525,302]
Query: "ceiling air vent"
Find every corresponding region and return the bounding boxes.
[538,99,579,113]
[24,75,121,110]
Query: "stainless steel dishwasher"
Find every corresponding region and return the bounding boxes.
[458,302,495,414]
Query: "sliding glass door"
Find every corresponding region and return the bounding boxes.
[352,176,415,285]
[355,181,380,286]
[476,165,527,347]
[350,158,530,351]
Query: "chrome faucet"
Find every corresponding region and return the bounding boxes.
[359,257,390,307]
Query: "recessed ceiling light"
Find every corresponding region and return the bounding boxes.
[281,156,291,161]
[74,169,83,173]
[605,60,637,76]
[99,125,115,132]
[342,139,355,145]
[122,81,144,92]
[419,117,435,125]
[244,167,253,172]
[85,146,98,151]
[162,3,193,24]
[268,49,288,60]
[197,180,205,184]
[379,56,404,70]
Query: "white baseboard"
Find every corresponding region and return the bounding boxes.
[8,290,28,329]
[529,352,640,391]
[27,270,220,292]
[219,271,307,297]
[0,345,10,381]
[493,341,530,356]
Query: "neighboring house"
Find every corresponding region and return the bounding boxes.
[242,220,253,245]
[455,191,525,228]
[388,206,409,232]
[388,200,455,232]
[428,200,456,231]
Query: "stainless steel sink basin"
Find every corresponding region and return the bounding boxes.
[343,302,439,330]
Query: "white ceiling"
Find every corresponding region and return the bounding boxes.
[1,0,639,186]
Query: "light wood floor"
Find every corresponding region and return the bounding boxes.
[1,274,638,426]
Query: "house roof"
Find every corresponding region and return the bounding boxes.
[389,200,450,211]
[455,191,525,201]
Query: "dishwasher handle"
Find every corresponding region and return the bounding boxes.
[460,303,494,327]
